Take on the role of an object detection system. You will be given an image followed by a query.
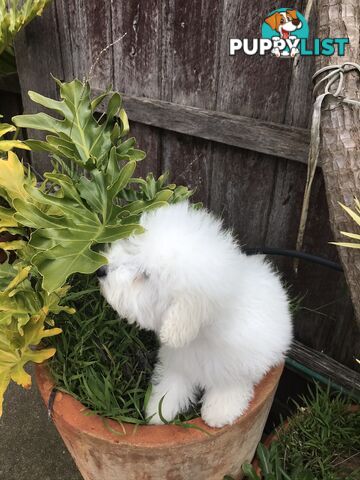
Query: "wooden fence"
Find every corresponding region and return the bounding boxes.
[1,0,358,370]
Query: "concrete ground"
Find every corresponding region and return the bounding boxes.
[0,366,82,480]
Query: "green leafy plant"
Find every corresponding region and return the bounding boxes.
[332,199,360,249]
[8,78,191,293]
[0,0,50,75]
[0,78,194,415]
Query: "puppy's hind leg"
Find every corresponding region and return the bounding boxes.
[201,379,254,428]
[146,368,195,424]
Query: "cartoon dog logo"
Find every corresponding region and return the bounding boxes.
[264,9,304,57]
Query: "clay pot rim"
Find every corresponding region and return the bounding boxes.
[35,362,284,448]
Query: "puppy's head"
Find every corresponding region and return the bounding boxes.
[98,237,161,331]
[99,202,238,348]
[265,10,302,35]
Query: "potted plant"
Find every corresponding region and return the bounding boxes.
[0,78,284,480]
[242,386,360,479]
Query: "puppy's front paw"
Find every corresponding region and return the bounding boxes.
[146,374,195,424]
[201,406,242,428]
[201,384,254,428]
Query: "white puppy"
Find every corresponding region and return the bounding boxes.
[99,202,292,427]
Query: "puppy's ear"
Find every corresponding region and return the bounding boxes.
[159,294,209,348]
[286,9,297,20]
[265,12,281,31]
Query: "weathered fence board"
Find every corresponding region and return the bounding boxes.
[111,0,162,177]
[12,0,359,370]
[104,93,310,164]
[315,0,360,327]
[14,1,64,174]
[159,0,222,204]
[210,0,305,245]
[265,0,318,250]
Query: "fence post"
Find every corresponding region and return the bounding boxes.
[315,0,360,326]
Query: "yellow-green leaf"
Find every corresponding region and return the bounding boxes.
[10,363,31,389]
[0,123,15,137]
[0,372,10,416]
[4,266,31,293]
[0,206,19,228]
[339,231,360,241]
[331,241,360,249]
[354,197,360,213]
[0,151,30,201]
[339,202,360,227]
[119,108,129,137]
[0,240,26,250]
[22,347,57,364]
[0,140,31,152]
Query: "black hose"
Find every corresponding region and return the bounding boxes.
[243,247,343,272]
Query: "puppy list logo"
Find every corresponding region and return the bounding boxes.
[230,8,349,58]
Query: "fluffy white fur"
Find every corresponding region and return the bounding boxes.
[99,202,292,427]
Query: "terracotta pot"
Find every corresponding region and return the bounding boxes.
[35,363,284,480]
